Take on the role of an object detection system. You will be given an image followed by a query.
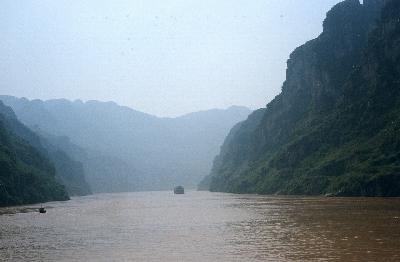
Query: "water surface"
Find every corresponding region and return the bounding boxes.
[1,191,400,261]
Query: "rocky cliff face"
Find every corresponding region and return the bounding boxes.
[204,0,400,196]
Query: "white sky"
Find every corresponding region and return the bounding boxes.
[0,0,343,117]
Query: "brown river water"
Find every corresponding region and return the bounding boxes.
[0,191,400,261]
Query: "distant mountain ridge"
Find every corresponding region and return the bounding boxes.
[0,96,251,192]
[202,0,400,196]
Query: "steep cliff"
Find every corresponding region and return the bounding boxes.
[0,102,69,206]
[204,0,400,196]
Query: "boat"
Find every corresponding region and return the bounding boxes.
[174,186,184,194]
[39,204,46,213]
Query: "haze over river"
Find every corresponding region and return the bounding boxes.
[1,191,400,261]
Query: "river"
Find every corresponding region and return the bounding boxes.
[1,191,400,261]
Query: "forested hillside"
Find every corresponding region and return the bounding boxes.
[0,102,69,206]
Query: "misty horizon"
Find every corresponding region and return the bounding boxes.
[0,0,342,117]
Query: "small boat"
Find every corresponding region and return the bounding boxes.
[39,205,46,213]
[174,186,184,194]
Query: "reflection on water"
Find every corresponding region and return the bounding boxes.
[1,191,400,261]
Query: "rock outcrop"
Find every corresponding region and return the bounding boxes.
[203,0,400,196]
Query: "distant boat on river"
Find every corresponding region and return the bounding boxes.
[39,204,46,213]
[174,186,184,194]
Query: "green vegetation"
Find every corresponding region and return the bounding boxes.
[0,102,69,206]
[204,0,400,196]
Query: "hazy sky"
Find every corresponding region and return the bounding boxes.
[0,0,343,117]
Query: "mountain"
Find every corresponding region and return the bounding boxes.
[35,132,91,196]
[0,101,91,197]
[0,101,69,206]
[36,132,139,193]
[28,129,139,192]
[202,0,400,196]
[0,97,251,191]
